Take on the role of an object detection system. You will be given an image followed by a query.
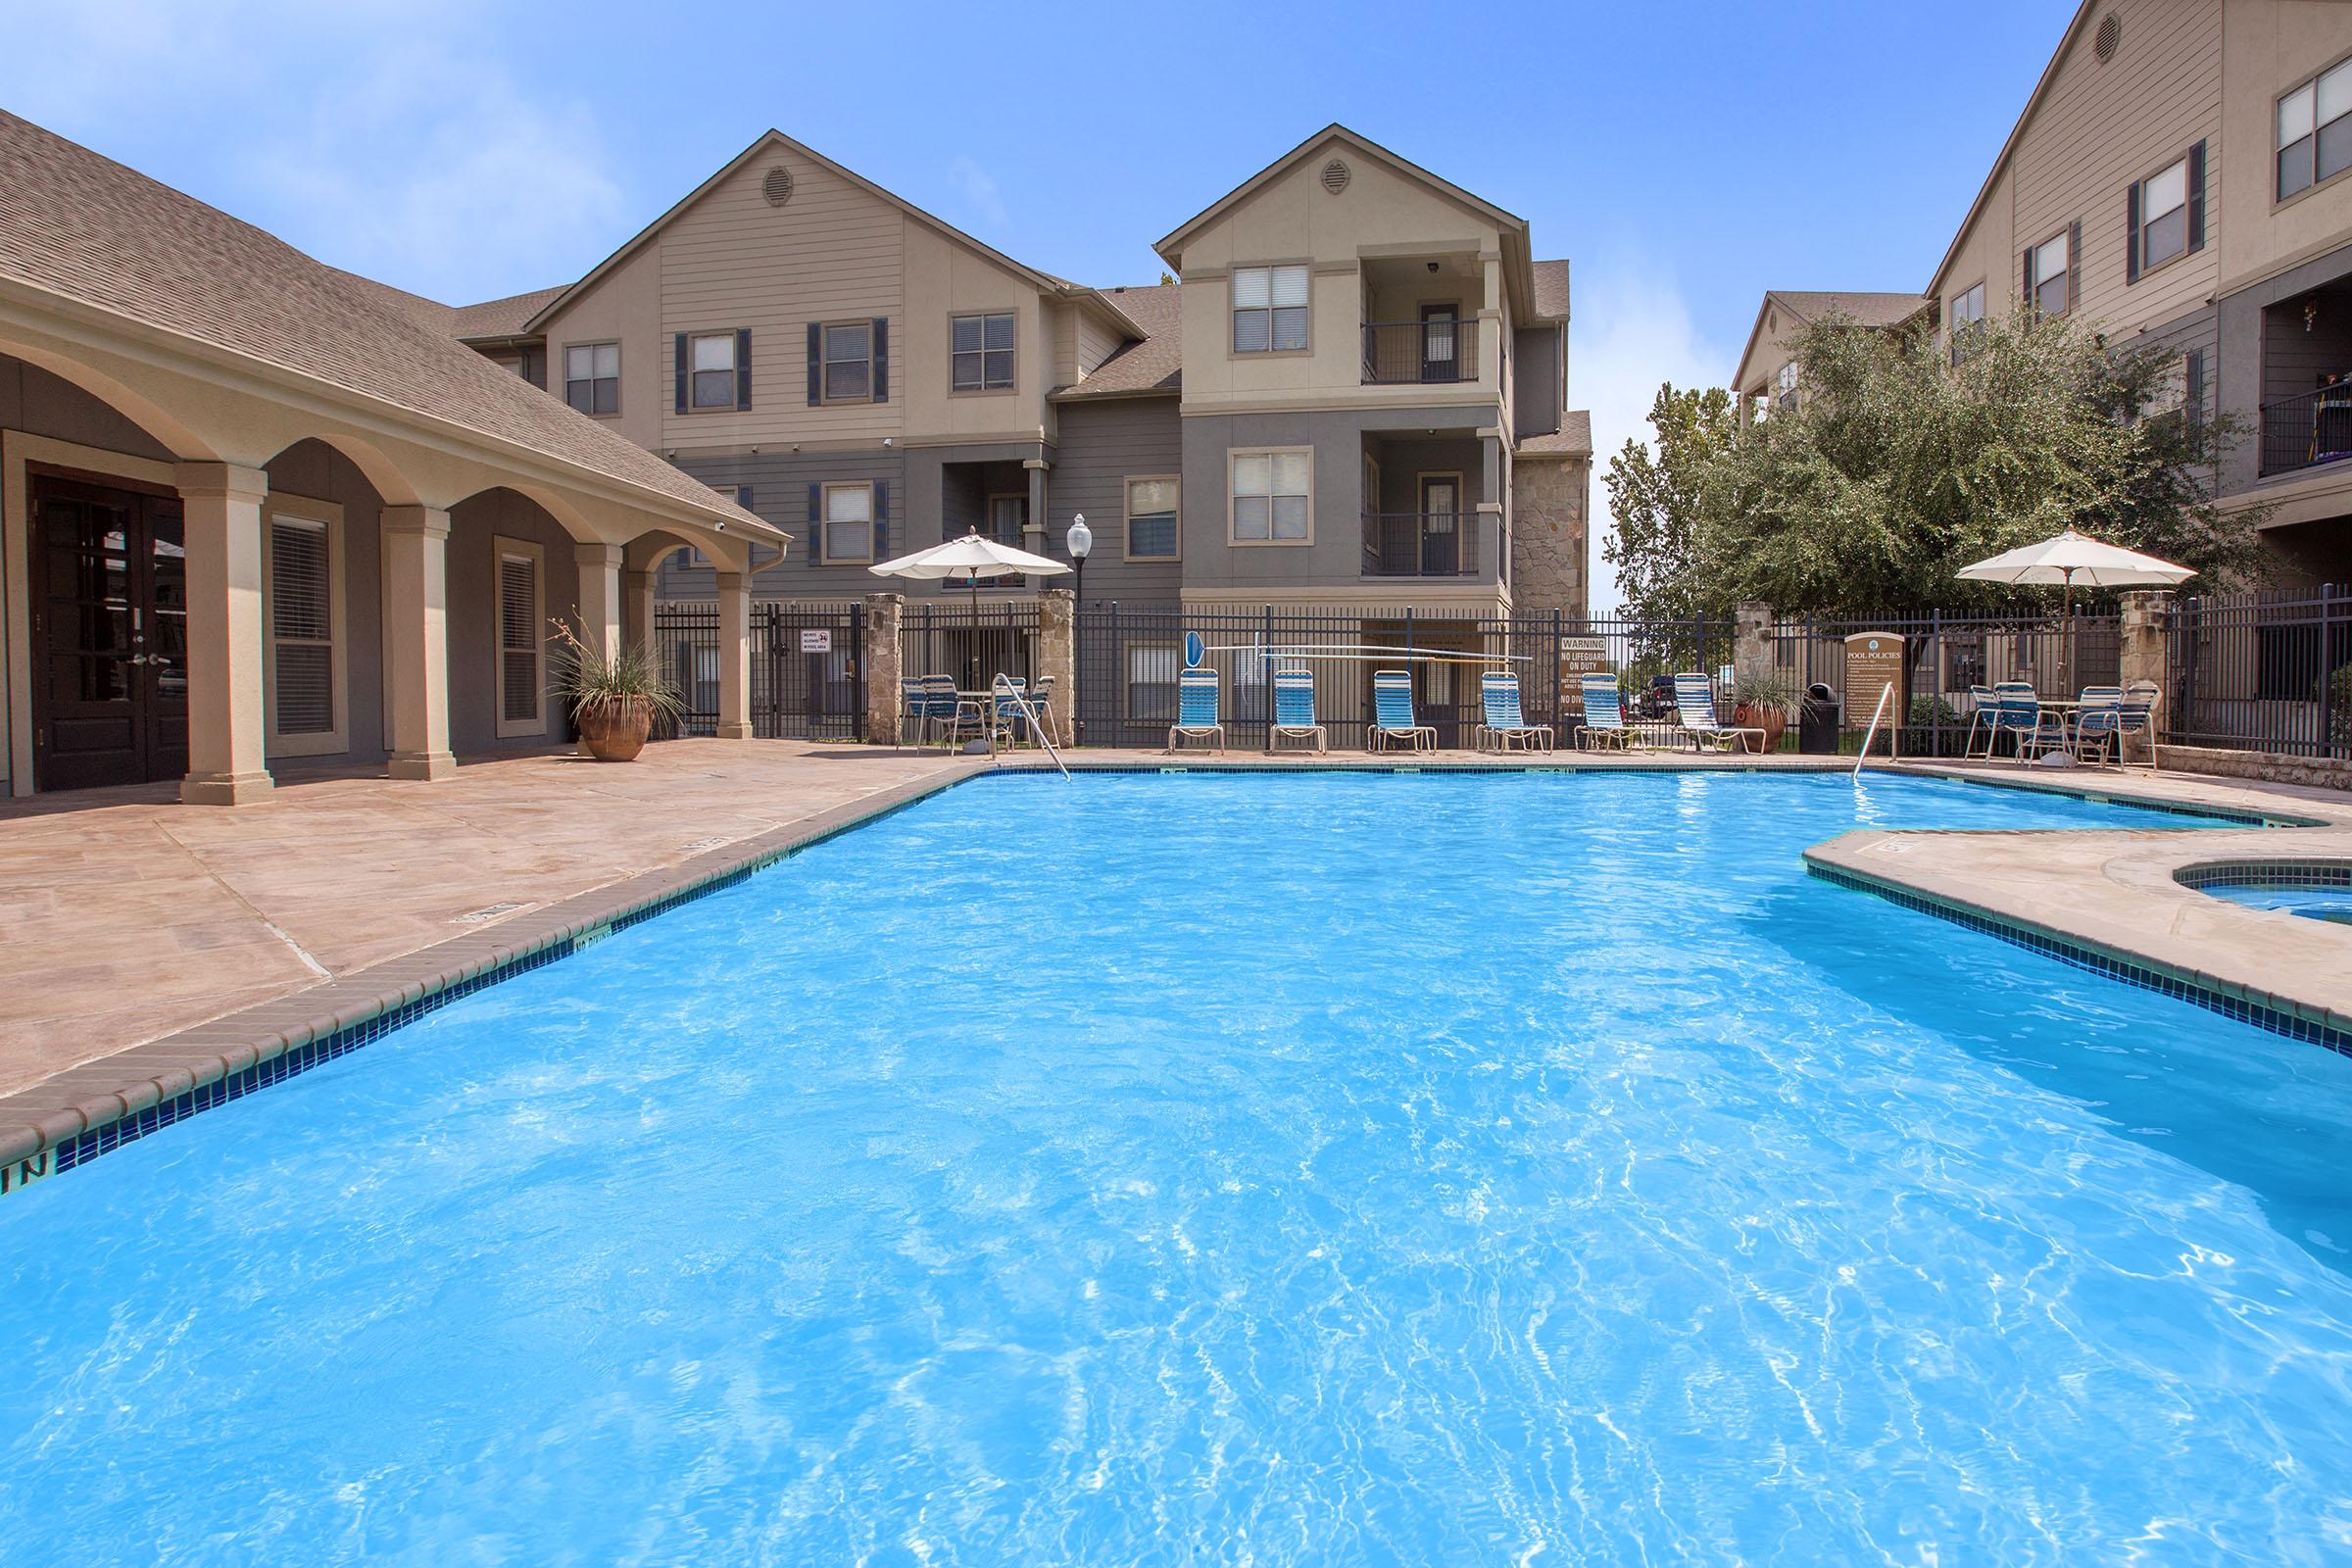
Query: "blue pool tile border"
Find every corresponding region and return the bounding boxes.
[2174,858,2352,892]
[1806,862,2352,1057]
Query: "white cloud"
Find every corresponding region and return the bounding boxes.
[1566,263,1735,613]
[948,156,1012,233]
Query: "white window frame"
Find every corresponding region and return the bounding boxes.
[821,481,875,565]
[2278,58,2352,202]
[1123,475,1181,562]
[688,330,739,412]
[1775,361,1799,413]
[1231,264,1310,355]
[1228,447,1312,547]
[950,311,1017,393]
[260,495,348,758]
[493,535,548,739]
[2136,155,2191,273]
[1948,282,1985,363]
[564,341,620,416]
[2032,229,2072,318]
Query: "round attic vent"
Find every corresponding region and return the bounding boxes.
[762,165,795,207]
[2093,13,2121,62]
[1320,158,1351,195]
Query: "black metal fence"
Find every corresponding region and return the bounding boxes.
[652,600,863,740]
[899,600,1041,693]
[2167,585,2351,759]
[1071,605,1733,751]
[1361,513,1479,577]
[1360,319,1480,385]
[1769,610,2122,757]
[2259,385,2352,477]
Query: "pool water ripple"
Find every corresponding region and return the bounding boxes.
[5,771,2352,1565]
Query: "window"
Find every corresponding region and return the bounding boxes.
[2029,229,2072,317]
[1124,476,1179,560]
[2279,60,2352,199]
[2138,158,2190,270]
[822,482,873,564]
[564,342,619,416]
[1775,361,1799,413]
[1949,282,1985,363]
[264,506,344,755]
[689,331,739,411]
[1128,645,1179,721]
[1232,264,1308,353]
[952,313,1016,391]
[494,539,545,738]
[823,322,872,401]
[1230,450,1310,543]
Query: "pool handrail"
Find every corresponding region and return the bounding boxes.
[1853,681,1895,776]
[992,672,1068,778]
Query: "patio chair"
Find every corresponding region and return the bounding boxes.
[1988,680,2063,761]
[1020,674,1060,748]
[918,673,971,750]
[1475,670,1554,754]
[2118,679,2161,771]
[1672,673,1766,754]
[1167,668,1225,754]
[1962,683,2001,760]
[2070,685,2124,767]
[1368,669,1437,754]
[1574,673,1634,751]
[1268,668,1326,754]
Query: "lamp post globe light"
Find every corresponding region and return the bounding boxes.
[1065,515,1091,746]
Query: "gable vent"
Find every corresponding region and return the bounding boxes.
[2093,13,2121,62]
[762,165,795,207]
[1320,158,1351,195]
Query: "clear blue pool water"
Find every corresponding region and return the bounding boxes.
[2201,879,2352,926]
[6,771,2352,1566]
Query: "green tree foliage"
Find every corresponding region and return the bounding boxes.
[1602,308,2268,617]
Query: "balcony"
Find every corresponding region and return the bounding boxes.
[2260,382,2352,478]
[1361,511,1479,577]
[1360,318,1482,385]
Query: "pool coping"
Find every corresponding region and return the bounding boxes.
[2,752,2341,1199]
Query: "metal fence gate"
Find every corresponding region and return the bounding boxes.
[899,601,1041,692]
[651,600,863,740]
[2166,584,2350,759]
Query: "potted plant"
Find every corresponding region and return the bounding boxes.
[1729,670,1803,752]
[550,619,682,762]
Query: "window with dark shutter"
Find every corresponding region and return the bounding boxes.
[821,322,872,402]
[806,481,822,564]
[873,480,889,561]
[689,331,739,410]
[497,550,542,732]
[270,516,333,735]
[871,318,889,404]
[2186,140,2206,252]
[674,333,688,413]
[2135,159,2189,272]
[735,328,753,411]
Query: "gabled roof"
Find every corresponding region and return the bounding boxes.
[1515,410,1591,459]
[1732,289,1933,388]
[453,285,565,342]
[523,129,1139,341]
[1051,282,1181,402]
[1156,124,1525,267]
[1926,0,2099,297]
[1533,260,1571,321]
[0,111,770,536]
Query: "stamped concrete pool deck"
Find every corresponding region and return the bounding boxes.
[1,739,2347,1178]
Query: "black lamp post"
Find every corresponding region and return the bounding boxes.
[1066,514,1092,745]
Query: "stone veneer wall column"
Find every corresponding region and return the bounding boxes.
[864,592,904,745]
[1733,602,1776,689]
[1508,456,1589,616]
[2119,589,2173,715]
[1038,588,1074,739]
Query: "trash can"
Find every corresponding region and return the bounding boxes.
[1799,683,1841,754]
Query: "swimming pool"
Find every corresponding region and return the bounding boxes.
[5,771,2351,1564]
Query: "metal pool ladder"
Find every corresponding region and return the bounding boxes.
[992,673,1070,780]
[1853,681,1896,778]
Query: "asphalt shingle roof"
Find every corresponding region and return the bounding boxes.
[1533,260,1570,319]
[451,286,567,341]
[1767,290,1931,329]
[1516,411,1591,457]
[1053,281,1181,400]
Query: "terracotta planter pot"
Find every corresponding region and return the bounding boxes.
[575,697,653,762]
[1733,704,1788,753]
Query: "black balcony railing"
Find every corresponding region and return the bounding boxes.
[2260,382,2352,476]
[1361,319,1481,384]
[1361,512,1480,577]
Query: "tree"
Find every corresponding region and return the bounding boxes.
[1603,309,2269,618]
[1601,383,1737,619]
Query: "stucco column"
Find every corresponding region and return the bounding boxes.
[622,568,657,652]
[574,542,623,654]
[1478,431,1504,578]
[864,592,904,744]
[2119,589,2172,702]
[175,461,272,805]
[715,571,754,740]
[1734,601,1776,688]
[381,505,456,781]
[1039,587,1074,736]
[1022,457,1051,552]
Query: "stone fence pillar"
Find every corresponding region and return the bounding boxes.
[864,592,904,745]
[2119,589,2172,710]
[1039,588,1075,738]
[1733,601,1775,689]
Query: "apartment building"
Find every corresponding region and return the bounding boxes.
[451,126,1592,630]
[1730,292,1931,426]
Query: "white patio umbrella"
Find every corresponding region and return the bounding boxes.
[869,531,1068,686]
[1957,526,2195,690]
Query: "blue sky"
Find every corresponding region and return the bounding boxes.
[1,0,2074,605]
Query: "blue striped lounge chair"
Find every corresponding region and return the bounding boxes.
[1575,673,1633,751]
[1989,680,2061,760]
[1168,668,1225,754]
[2070,685,2124,767]
[1475,670,1554,754]
[1268,668,1326,754]
[1962,683,2001,760]
[2119,679,2160,771]
[1369,669,1437,754]
[914,672,964,750]
[1673,673,1765,754]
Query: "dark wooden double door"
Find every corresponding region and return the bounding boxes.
[30,473,189,791]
